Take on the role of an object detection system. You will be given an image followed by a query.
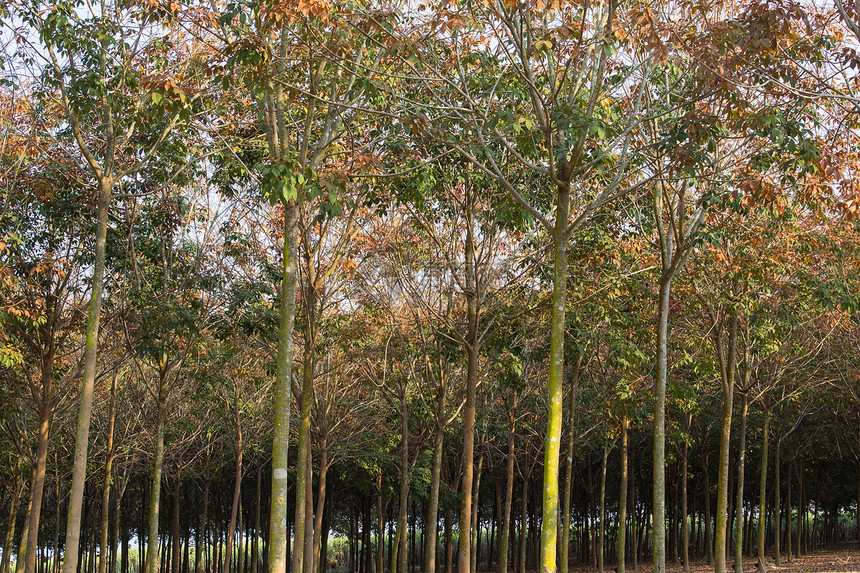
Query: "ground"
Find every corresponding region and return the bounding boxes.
[564,546,860,573]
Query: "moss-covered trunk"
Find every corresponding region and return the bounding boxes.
[540,183,570,573]
[714,312,738,573]
[268,201,298,573]
[63,176,112,573]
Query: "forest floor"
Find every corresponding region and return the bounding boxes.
[564,546,860,572]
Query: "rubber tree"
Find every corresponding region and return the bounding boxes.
[14,4,194,570]
[403,3,656,570]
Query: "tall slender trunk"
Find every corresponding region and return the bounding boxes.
[785,455,791,562]
[680,414,691,572]
[653,272,672,573]
[424,424,444,573]
[269,201,297,573]
[99,373,118,573]
[540,183,570,573]
[25,374,53,573]
[560,359,580,573]
[714,312,738,573]
[458,196,479,573]
[470,454,483,573]
[63,176,112,573]
[312,453,329,573]
[704,450,713,566]
[196,480,211,573]
[146,372,169,573]
[397,390,409,573]
[292,329,316,573]
[773,440,781,567]
[756,408,770,572]
[170,479,181,573]
[518,476,529,573]
[734,393,749,573]
[224,401,244,573]
[444,509,453,573]
[618,417,629,573]
[302,448,314,573]
[498,412,516,573]
[2,474,23,573]
[598,443,609,573]
[377,472,385,573]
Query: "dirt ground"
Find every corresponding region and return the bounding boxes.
[563,545,860,572]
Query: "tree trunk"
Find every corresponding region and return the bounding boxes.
[734,393,749,573]
[268,200,297,573]
[99,373,118,573]
[652,269,672,573]
[397,390,408,573]
[470,454,483,573]
[618,417,628,573]
[224,413,244,573]
[312,455,329,573]
[498,413,516,573]
[682,414,691,572]
[518,476,529,573]
[444,508,453,573]
[540,184,570,573]
[598,442,609,573]
[63,176,112,573]
[303,448,314,573]
[376,472,385,573]
[25,399,53,573]
[773,440,781,567]
[756,408,770,573]
[561,360,580,573]
[714,311,738,573]
[424,393,447,573]
[2,474,23,573]
[292,325,316,573]
[145,389,168,573]
[458,198,479,573]
[196,480,211,573]
[704,450,713,566]
[171,480,181,573]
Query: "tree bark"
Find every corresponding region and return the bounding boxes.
[734,393,749,573]
[145,379,169,573]
[756,408,770,572]
[1,473,23,573]
[62,175,112,573]
[561,359,580,573]
[470,454,483,573]
[268,200,297,573]
[458,194,480,573]
[99,373,118,573]
[598,442,609,573]
[540,182,570,573]
[774,440,781,567]
[653,271,672,573]
[714,311,738,573]
[312,453,329,573]
[619,417,629,573]
[224,396,244,573]
[424,424,444,573]
[682,413,691,572]
[498,411,516,573]
[397,389,409,573]
[25,370,54,573]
